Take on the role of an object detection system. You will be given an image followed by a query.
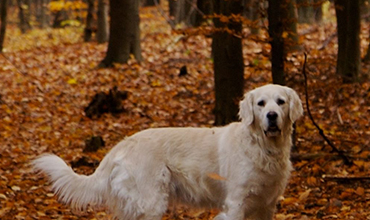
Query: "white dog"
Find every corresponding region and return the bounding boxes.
[33,84,303,220]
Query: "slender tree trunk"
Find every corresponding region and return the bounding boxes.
[297,0,314,23]
[40,0,49,28]
[35,0,41,24]
[313,0,322,22]
[97,0,109,43]
[244,0,260,35]
[195,0,211,27]
[268,0,285,85]
[174,0,186,24]
[212,0,244,126]
[142,0,158,6]
[283,0,300,51]
[169,0,176,19]
[364,29,370,61]
[17,0,31,33]
[0,0,8,52]
[99,0,142,67]
[84,0,95,42]
[335,0,360,83]
[170,0,197,26]
[25,0,31,25]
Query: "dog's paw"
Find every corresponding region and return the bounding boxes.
[213,212,227,220]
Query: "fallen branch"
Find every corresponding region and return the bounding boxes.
[291,152,341,161]
[302,53,352,166]
[322,175,370,181]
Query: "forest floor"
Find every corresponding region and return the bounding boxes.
[0,6,370,220]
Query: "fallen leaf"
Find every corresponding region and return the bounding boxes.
[207,173,227,181]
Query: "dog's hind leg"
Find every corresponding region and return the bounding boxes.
[137,166,171,220]
[110,163,171,220]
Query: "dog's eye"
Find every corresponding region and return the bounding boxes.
[257,100,265,107]
[277,99,285,105]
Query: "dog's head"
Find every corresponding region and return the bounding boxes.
[239,84,303,138]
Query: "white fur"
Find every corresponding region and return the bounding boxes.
[33,84,303,220]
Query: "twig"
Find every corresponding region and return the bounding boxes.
[302,53,352,166]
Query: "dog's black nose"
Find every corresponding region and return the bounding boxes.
[267,111,278,121]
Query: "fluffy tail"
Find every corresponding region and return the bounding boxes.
[33,154,108,210]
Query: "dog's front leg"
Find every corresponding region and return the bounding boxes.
[214,193,245,220]
[250,204,275,220]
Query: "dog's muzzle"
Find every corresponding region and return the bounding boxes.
[265,111,281,137]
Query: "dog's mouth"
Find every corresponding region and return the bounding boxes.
[264,126,281,137]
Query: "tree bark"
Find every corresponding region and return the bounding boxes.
[244,0,260,35]
[142,0,158,7]
[97,0,109,43]
[99,0,142,67]
[282,0,300,51]
[84,0,95,42]
[268,0,285,85]
[195,0,211,27]
[313,0,323,22]
[297,0,314,23]
[17,0,31,33]
[170,0,200,26]
[169,0,176,19]
[335,0,360,83]
[212,0,244,126]
[0,0,8,52]
[40,0,49,28]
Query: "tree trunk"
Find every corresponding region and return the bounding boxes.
[17,0,31,33]
[52,9,68,28]
[313,0,322,22]
[97,0,109,43]
[99,0,142,67]
[142,0,158,7]
[84,0,95,42]
[170,0,198,26]
[212,0,244,126]
[335,0,360,83]
[283,0,300,51]
[169,0,176,19]
[244,0,261,35]
[195,0,211,27]
[364,29,370,61]
[39,0,49,28]
[268,0,285,85]
[0,0,8,52]
[297,0,314,23]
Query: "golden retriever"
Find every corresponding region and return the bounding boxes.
[33,84,303,220]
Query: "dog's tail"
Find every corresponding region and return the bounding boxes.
[33,154,109,210]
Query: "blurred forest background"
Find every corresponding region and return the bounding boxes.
[0,0,369,219]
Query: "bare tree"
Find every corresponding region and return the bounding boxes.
[84,0,95,42]
[335,0,360,83]
[212,0,244,125]
[99,0,142,67]
[0,0,7,52]
[268,0,285,85]
[17,0,32,33]
[97,0,109,43]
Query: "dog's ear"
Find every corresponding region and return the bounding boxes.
[288,89,303,122]
[239,91,254,125]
